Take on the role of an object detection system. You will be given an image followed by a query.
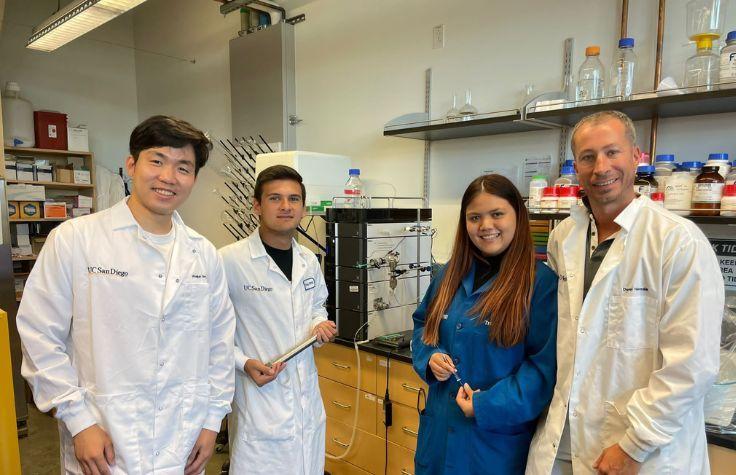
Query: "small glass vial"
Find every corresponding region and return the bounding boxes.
[692,165,725,216]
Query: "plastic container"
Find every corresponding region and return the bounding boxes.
[609,37,637,100]
[683,160,705,178]
[1,82,35,148]
[721,184,736,216]
[528,175,548,211]
[685,39,721,92]
[706,153,731,178]
[33,111,68,150]
[692,165,725,216]
[343,168,363,208]
[554,166,578,187]
[576,46,605,105]
[635,165,658,197]
[557,186,579,211]
[665,167,694,216]
[650,191,665,206]
[725,163,736,185]
[541,187,558,213]
[721,31,736,89]
[654,154,676,190]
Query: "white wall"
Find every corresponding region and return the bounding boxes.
[0,0,139,173]
[132,0,239,249]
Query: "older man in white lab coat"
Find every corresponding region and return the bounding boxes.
[219,165,337,475]
[17,115,235,475]
[526,111,723,475]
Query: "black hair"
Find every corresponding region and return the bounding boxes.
[254,165,306,202]
[129,115,212,174]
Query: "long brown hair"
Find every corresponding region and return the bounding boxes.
[422,174,536,348]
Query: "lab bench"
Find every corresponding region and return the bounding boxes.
[316,338,736,475]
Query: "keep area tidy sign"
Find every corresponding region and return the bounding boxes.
[711,239,736,291]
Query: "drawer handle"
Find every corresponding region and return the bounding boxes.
[401,470,413,475]
[331,361,351,370]
[401,382,421,393]
[331,400,352,409]
[401,426,418,437]
[332,437,349,448]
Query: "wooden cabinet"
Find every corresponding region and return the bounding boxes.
[318,343,421,475]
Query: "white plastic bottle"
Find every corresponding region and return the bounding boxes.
[554,166,578,187]
[528,175,548,211]
[664,166,694,216]
[654,154,676,191]
[344,168,363,208]
[609,38,637,100]
[576,46,605,105]
[1,81,35,148]
[720,31,736,89]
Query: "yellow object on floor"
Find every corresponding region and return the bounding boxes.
[0,309,21,475]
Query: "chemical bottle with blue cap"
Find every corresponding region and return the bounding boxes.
[343,168,363,208]
[654,154,676,190]
[554,166,578,187]
[665,165,694,216]
[634,165,658,197]
[682,161,705,178]
[720,30,736,89]
[705,153,730,178]
[609,38,637,100]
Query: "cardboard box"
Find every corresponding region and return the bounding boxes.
[35,164,53,182]
[74,195,94,208]
[43,201,67,219]
[67,126,89,152]
[5,160,17,180]
[8,201,19,219]
[71,207,91,217]
[16,162,34,181]
[73,169,91,184]
[19,201,41,219]
[7,184,46,201]
[54,167,73,183]
[34,110,68,150]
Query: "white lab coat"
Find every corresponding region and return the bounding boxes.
[527,197,723,475]
[219,230,328,475]
[17,198,235,474]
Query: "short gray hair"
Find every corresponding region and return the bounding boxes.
[570,110,637,157]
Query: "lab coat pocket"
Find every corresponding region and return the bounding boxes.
[179,282,210,328]
[414,412,437,468]
[470,425,532,473]
[242,378,295,441]
[607,295,657,350]
[92,392,145,474]
[177,383,210,459]
[601,401,629,447]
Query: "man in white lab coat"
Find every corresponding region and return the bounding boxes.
[526,111,723,475]
[17,115,235,475]
[219,165,337,474]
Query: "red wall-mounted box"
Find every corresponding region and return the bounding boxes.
[34,111,68,150]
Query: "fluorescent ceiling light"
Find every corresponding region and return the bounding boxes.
[27,0,148,52]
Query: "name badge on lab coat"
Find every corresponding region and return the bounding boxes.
[303,277,315,291]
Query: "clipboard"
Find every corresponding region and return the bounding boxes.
[267,335,318,367]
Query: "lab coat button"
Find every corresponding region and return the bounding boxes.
[572,410,578,417]
[579,327,585,334]
[158,405,163,411]
[192,249,197,254]
[175,278,180,283]
[155,451,160,456]
[159,361,165,367]
[453,357,460,364]
[456,323,462,330]
[158,274,163,279]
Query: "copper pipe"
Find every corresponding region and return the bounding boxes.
[620,0,629,38]
[649,0,666,158]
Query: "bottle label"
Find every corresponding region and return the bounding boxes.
[664,182,692,211]
[692,183,724,203]
[344,189,361,195]
[634,184,652,197]
[721,51,736,80]
[529,187,544,207]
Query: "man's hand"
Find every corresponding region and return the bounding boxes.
[72,424,115,475]
[244,359,285,387]
[428,353,456,381]
[313,320,337,344]
[184,428,218,475]
[593,444,641,475]
[455,383,479,418]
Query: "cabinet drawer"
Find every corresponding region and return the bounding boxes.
[377,358,428,408]
[387,442,416,475]
[326,417,386,474]
[320,376,378,435]
[377,399,419,451]
[325,458,371,475]
[316,343,377,393]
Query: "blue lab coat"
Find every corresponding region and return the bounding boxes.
[412,261,558,475]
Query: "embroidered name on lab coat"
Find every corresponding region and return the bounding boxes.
[303,277,316,291]
[87,266,129,278]
[190,274,208,281]
[244,284,273,292]
[622,286,649,294]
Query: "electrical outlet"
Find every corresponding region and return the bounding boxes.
[433,24,444,49]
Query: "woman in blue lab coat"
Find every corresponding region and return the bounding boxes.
[412,174,557,474]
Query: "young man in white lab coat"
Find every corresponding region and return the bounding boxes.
[526,111,723,475]
[219,165,337,475]
[17,115,236,475]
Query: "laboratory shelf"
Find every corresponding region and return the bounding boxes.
[10,218,67,223]
[383,109,553,141]
[12,255,38,262]
[7,179,94,190]
[4,146,92,157]
[527,87,736,127]
[528,212,736,225]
